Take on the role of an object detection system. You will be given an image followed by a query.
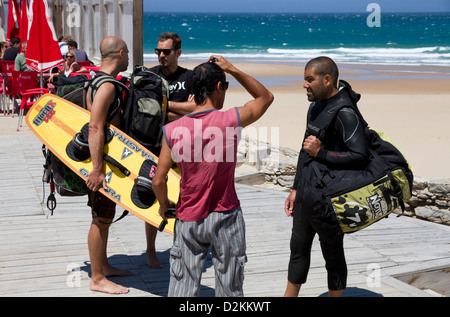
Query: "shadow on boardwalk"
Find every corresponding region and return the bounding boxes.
[1,115,449,298]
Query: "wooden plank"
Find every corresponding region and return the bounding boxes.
[1,116,450,297]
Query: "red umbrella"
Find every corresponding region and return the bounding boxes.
[6,0,20,42]
[20,0,31,45]
[26,0,63,73]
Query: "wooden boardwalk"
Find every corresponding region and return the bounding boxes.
[1,114,450,298]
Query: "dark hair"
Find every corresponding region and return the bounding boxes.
[67,40,78,49]
[11,37,21,45]
[305,56,339,88]
[191,62,226,105]
[157,32,182,50]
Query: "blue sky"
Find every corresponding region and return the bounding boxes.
[143,0,450,13]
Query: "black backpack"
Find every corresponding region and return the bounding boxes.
[122,65,169,156]
[42,75,128,212]
[55,74,91,99]
[56,74,128,116]
[295,90,413,242]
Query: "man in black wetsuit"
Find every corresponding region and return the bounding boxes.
[284,57,369,297]
[146,32,195,268]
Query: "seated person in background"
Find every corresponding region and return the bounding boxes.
[58,34,72,59]
[3,37,21,61]
[14,42,31,71]
[67,40,92,64]
[48,50,88,83]
[0,42,7,59]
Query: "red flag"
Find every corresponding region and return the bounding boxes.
[7,0,20,42]
[26,0,63,72]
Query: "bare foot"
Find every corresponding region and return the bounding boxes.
[146,252,163,269]
[90,277,130,294]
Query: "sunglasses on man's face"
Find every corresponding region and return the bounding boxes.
[66,55,74,58]
[154,48,175,56]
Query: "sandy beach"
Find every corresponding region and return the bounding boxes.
[167,61,450,179]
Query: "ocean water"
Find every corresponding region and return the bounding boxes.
[143,12,450,66]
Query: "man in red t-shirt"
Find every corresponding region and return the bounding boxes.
[152,56,273,297]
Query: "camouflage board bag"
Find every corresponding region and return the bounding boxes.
[296,93,413,241]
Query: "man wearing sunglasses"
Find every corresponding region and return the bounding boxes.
[150,32,195,122]
[146,32,195,269]
[152,56,274,297]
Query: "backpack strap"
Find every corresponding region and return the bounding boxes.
[99,210,129,225]
[87,75,129,122]
[306,82,368,141]
[367,139,407,215]
[88,75,128,103]
[306,103,347,140]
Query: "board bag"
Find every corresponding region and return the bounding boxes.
[296,101,413,240]
[122,65,169,156]
[43,74,128,197]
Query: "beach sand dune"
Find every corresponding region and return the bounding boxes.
[172,62,450,179]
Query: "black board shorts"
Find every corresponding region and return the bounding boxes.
[88,190,116,219]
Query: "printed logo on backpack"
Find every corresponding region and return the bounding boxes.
[331,167,412,233]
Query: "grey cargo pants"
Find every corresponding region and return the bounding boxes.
[168,207,247,297]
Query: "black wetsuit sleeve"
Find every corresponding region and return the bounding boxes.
[292,149,303,190]
[292,132,308,190]
[316,107,369,166]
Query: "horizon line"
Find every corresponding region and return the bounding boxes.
[143,10,450,14]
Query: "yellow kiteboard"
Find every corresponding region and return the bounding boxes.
[25,94,179,234]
